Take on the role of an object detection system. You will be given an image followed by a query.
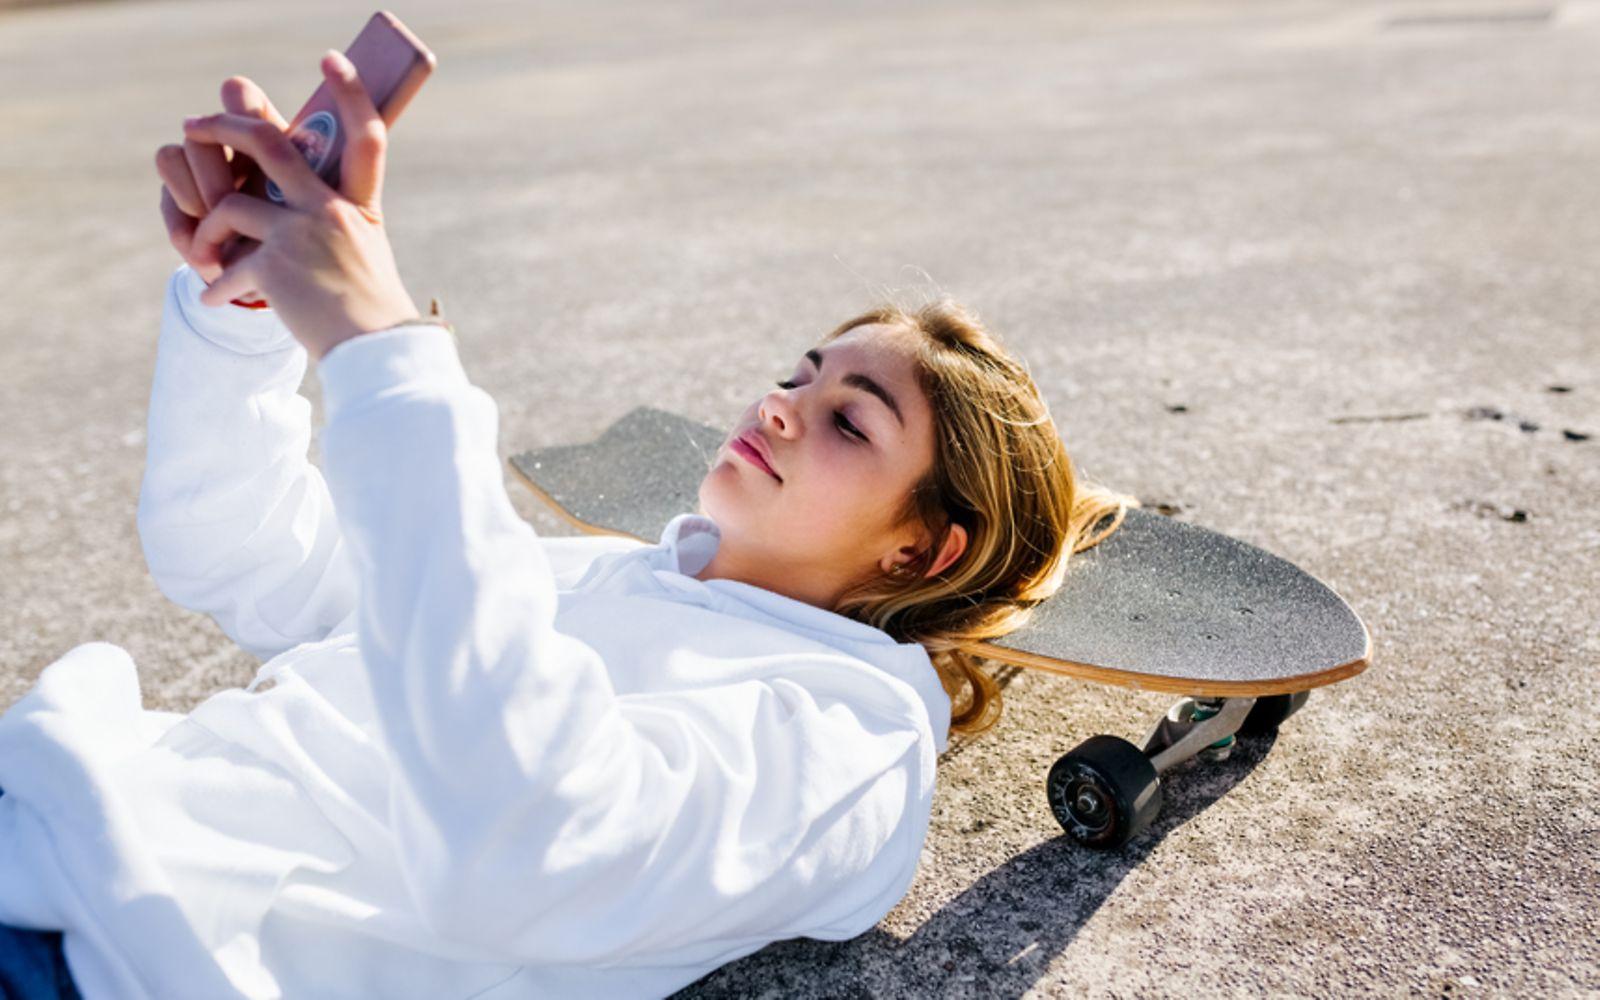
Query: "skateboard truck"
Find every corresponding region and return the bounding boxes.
[1045,691,1312,850]
[1143,695,1254,770]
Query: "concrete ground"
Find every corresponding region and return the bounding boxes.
[2,0,1596,995]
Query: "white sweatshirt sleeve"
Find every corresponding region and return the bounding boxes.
[135,265,358,662]
[316,327,933,966]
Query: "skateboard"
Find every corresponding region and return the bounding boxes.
[508,407,1372,849]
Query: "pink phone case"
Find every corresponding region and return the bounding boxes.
[223,12,435,271]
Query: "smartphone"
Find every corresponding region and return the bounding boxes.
[221,11,435,275]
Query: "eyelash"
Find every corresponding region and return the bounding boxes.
[774,380,867,442]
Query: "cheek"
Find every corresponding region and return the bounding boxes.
[788,456,877,527]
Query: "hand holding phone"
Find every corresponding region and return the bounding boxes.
[179,49,419,361]
[232,12,435,217]
[156,12,435,308]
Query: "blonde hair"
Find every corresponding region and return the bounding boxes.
[823,298,1137,738]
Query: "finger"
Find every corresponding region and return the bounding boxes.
[183,135,235,212]
[162,187,236,287]
[320,49,386,208]
[160,186,199,253]
[220,75,288,129]
[197,252,263,308]
[183,112,334,208]
[219,76,288,189]
[189,192,280,270]
[155,144,205,218]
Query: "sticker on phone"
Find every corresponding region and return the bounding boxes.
[267,111,339,204]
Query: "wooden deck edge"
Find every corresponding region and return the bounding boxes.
[965,640,1371,697]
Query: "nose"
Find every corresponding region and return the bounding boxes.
[759,388,799,437]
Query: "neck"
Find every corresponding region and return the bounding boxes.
[693,544,845,611]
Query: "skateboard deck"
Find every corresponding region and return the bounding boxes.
[507,406,1371,698]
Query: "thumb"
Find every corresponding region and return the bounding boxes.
[320,49,387,209]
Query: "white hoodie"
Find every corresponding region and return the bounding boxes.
[0,265,950,1000]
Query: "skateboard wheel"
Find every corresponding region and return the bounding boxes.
[1237,691,1310,736]
[1046,735,1163,849]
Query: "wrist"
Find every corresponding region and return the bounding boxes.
[312,296,453,363]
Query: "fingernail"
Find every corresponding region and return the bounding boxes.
[183,115,201,129]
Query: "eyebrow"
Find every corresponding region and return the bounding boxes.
[805,348,905,428]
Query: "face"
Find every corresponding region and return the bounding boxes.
[696,323,941,608]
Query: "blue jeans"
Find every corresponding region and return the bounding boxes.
[0,787,83,1000]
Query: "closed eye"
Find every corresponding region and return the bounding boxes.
[775,380,868,443]
[833,411,866,441]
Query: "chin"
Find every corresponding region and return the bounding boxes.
[697,464,732,519]
[697,460,755,534]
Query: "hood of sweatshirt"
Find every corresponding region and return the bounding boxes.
[637,512,952,753]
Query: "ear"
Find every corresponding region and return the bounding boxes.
[925,522,968,578]
[882,522,968,579]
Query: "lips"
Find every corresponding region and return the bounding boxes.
[732,431,781,481]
